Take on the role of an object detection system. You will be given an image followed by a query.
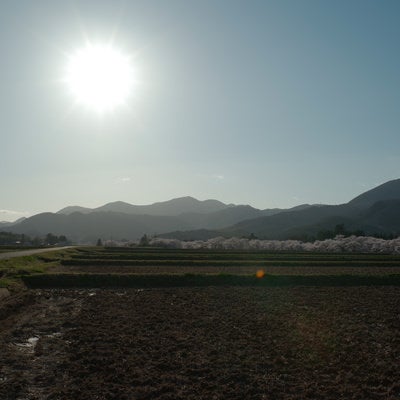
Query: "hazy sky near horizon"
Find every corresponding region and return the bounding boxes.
[1,0,400,221]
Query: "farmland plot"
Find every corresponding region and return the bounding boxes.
[0,286,399,399]
[1,247,400,399]
[53,247,400,276]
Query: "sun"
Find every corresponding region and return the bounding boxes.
[64,43,134,113]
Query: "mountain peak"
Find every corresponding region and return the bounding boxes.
[57,206,92,215]
[105,200,132,205]
[348,179,400,208]
[57,196,231,217]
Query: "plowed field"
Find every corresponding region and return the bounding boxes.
[1,286,399,400]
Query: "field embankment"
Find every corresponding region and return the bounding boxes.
[2,246,400,289]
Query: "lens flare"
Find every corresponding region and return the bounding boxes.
[256,270,265,278]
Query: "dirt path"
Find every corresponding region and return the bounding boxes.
[0,247,75,260]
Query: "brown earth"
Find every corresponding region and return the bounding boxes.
[0,287,399,400]
[0,288,10,299]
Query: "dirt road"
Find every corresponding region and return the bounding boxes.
[0,247,74,260]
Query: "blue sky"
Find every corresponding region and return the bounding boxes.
[1,0,399,220]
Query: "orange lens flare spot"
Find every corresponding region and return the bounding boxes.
[256,270,265,278]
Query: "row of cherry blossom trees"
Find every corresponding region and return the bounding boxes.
[147,235,400,254]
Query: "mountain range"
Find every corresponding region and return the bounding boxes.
[2,179,400,243]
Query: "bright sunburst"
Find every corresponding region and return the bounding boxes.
[65,43,134,113]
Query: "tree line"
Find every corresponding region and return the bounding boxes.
[245,224,397,242]
[0,231,69,246]
[305,224,396,242]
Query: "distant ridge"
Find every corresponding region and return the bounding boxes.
[160,180,400,240]
[4,179,400,243]
[57,196,232,217]
[8,197,311,242]
[0,217,26,229]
